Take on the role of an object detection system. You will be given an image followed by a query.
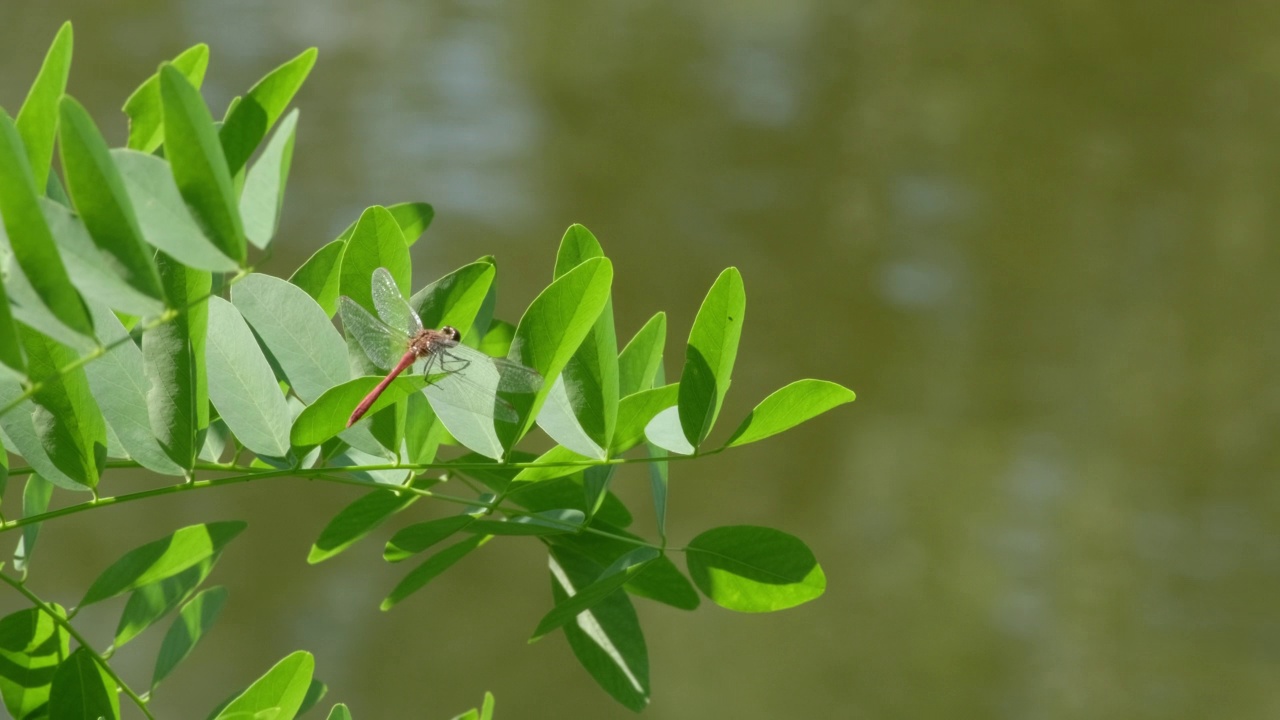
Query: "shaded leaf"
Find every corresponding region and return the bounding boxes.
[219,48,318,178]
[143,254,211,469]
[0,378,86,490]
[0,277,23,375]
[0,604,70,720]
[326,705,352,720]
[610,383,679,455]
[14,475,53,572]
[81,521,247,607]
[14,22,72,193]
[240,108,298,249]
[206,296,291,458]
[685,525,825,612]
[308,479,430,564]
[383,514,480,563]
[381,535,489,610]
[124,44,210,153]
[19,326,106,489]
[549,522,698,610]
[678,268,745,447]
[152,586,228,688]
[115,554,218,647]
[530,547,659,641]
[41,198,164,317]
[298,679,327,717]
[48,646,118,720]
[465,509,585,536]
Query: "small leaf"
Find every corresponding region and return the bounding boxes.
[206,296,292,458]
[512,445,593,483]
[550,548,649,711]
[644,405,694,456]
[611,383,679,455]
[83,304,185,476]
[384,514,478,563]
[549,523,698,610]
[219,48,318,179]
[115,554,218,647]
[213,650,314,720]
[288,239,345,316]
[124,44,210,153]
[535,376,605,459]
[152,586,228,688]
[408,261,494,339]
[233,273,349,404]
[685,525,825,612]
[290,375,427,448]
[0,378,88,491]
[725,379,855,447]
[308,481,427,564]
[19,326,106,489]
[57,95,165,304]
[297,679,328,717]
[112,149,239,271]
[80,521,247,607]
[14,475,53,572]
[530,547,659,641]
[48,647,119,720]
[338,207,412,312]
[41,198,164,317]
[240,108,298,249]
[0,279,23,375]
[160,64,246,264]
[335,201,434,247]
[0,604,70,719]
[381,535,489,610]
[0,110,93,337]
[507,473,633,530]
[465,509,585,536]
[326,705,352,720]
[678,268,745,448]
[618,312,666,397]
[14,22,72,193]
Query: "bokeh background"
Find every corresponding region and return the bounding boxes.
[3,2,1280,718]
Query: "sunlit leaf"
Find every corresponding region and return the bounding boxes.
[206,296,291,458]
[240,108,298,249]
[80,521,247,607]
[326,704,352,720]
[550,548,649,711]
[530,547,659,641]
[18,326,106,489]
[381,535,490,610]
[685,525,825,612]
[618,312,666,398]
[152,586,228,689]
[58,95,165,304]
[160,64,246,264]
[335,201,434,247]
[409,261,494,339]
[0,604,69,720]
[219,48,317,179]
[290,375,427,448]
[338,206,411,313]
[212,650,314,720]
[14,22,72,193]
[124,44,210,153]
[536,376,605,459]
[511,445,593,483]
[288,238,344,316]
[549,522,698,610]
[611,383,679,455]
[724,379,855,447]
[678,268,745,448]
[48,647,118,720]
[115,554,218,647]
[644,405,694,456]
[14,475,53,572]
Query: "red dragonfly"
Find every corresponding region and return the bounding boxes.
[340,268,542,427]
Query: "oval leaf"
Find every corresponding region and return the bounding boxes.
[206,296,291,457]
[115,554,219,647]
[240,108,298,249]
[41,198,164,317]
[643,406,694,456]
[685,525,825,612]
[213,650,314,720]
[18,326,106,489]
[618,312,666,398]
[49,647,119,720]
[725,379,855,447]
[0,604,70,719]
[80,521,247,607]
[219,48,318,178]
[408,261,494,339]
[124,44,210,153]
[338,206,411,313]
[152,586,228,689]
[677,268,745,448]
[290,375,427,448]
[288,239,345,316]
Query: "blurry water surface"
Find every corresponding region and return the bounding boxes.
[2,2,1279,718]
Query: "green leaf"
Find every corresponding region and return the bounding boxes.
[326,705,352,720]
[644,406,694,456]
[512,445,592,483]
[678,268,745,448]
[506,256,613,442]
[409,261,494,339]
[112,149,239,272]
[404,392,445,465]
[0,110,93,337]
[618,312,666,397]
[0,604,70,720]
[240,108,298,249]
[611,383,679,455]
[48,646,118,720]
[308,481,428,564]
[381,535,490,610]
[480,692,494,720]
[213,650,314,720]
[338,206,412,313]
[550,548,649,711]
[41,198,164,317]
[685,525,825,612]
[82,304,185,476]
[725,379,855,447]
[124,44,210,153]
[80,521,247,607]
[143,253,211,469]
[530,547,659,641]
[288,239,345,316]
[14,22,72,194]
[383,513,483,563]
[19,326,106,489]
[233,273,349,404]
[152,586,228,689]
[14,475,53,572]
[115,554,218,647]
[0,379,82,490]
[465,509,585,536]
[549,523,698,610]
[57,95,165,304]
[206,296,292,458]
[507,473,633,529]
[219,48,318,179]
[335,201,434,247]
[290,375,427,448]
[297,679,328,717]
[0,279,23,375]
[0,437,7,511]
[160,64,246,264]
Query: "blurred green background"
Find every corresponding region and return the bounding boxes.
[4,2,1280,718]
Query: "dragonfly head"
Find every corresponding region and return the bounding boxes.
[440,326,462,344]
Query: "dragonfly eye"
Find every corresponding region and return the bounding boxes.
[442,326,461,342]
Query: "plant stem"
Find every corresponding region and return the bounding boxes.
[0,572,156,719]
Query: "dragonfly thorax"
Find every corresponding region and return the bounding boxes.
[409,326,462,357]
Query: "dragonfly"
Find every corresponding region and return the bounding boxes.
[340,268,543,427]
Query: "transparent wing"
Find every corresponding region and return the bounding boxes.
[371,267,422,336]
[339,295,406,371]
[416,348,544,422]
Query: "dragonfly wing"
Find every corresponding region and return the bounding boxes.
[422,353,520,423]
[443,344,544,393]
[339,295,404,371]
[371,267,423,335]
